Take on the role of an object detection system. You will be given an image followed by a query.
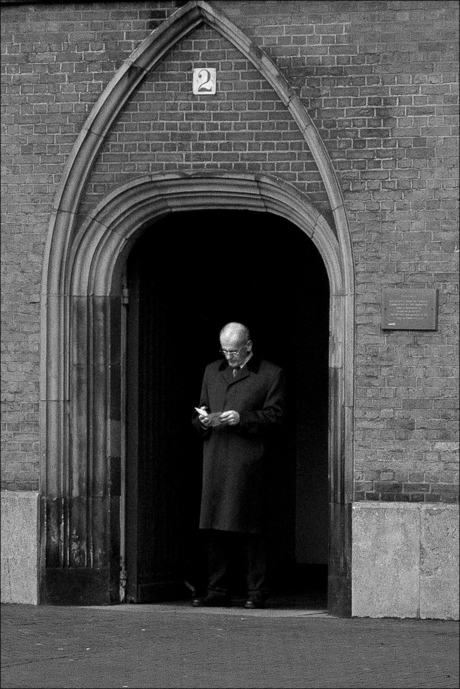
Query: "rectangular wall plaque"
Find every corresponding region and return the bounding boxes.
[382,288,438,330]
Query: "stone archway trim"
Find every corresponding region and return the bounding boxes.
[39,0,355,612]
[69,172,342,298]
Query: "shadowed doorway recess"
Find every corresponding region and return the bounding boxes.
[125,209,329,607]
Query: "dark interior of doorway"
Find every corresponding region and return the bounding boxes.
[126,209,329,610]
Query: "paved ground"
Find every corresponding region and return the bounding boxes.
[1,602,458,688]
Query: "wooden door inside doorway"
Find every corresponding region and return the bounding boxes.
[125,209,329,605]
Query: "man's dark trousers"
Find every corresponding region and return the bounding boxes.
[206,529,268,602]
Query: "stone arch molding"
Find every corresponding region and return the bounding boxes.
[70,172,343,298]
[40,0,354,610]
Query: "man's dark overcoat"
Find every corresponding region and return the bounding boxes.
[192,355,285,534]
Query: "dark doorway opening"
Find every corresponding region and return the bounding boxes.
[125,209,329,609]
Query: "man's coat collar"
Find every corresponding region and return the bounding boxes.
[218,354,261,382]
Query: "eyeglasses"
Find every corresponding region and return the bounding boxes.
[219,343,248,357]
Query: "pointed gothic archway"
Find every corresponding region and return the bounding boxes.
[40,0,355,615]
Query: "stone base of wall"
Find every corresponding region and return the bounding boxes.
[2,493,458,617]
[352,502,459,619]
[1,491,39,604]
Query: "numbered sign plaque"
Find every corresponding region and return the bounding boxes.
[193,67,216,95]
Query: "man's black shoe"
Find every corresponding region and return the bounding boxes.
[192,595,231,608]
[243,598,265,609]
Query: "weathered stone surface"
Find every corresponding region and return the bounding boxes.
[352,503,459,619]
[352,503,420,618]
[420,505,459,620]
[1,492,39,604]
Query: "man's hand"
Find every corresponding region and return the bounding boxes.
[220,410,240,426]
[197,407,213,428]
[200,415,213,428]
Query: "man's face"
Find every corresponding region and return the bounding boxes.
[219,334,252,368]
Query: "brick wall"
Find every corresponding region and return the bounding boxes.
[1,1,458,501]
[77,24,329,227]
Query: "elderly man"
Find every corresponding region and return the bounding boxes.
[191,322,285,608]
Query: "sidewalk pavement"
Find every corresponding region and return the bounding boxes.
[1,601,458,689]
